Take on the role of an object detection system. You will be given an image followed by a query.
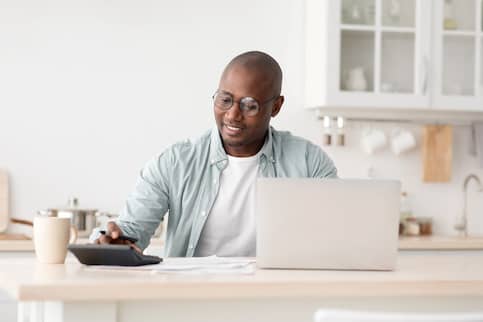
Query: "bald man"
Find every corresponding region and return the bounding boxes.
[92,51,337,257]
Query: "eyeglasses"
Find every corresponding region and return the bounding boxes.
[212,91,279,117]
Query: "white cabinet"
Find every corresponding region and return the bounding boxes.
[305,0,483,112]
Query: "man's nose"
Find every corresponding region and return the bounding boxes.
[225,102,243,121]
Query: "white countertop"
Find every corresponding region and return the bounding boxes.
[1,253,483,301]
[0,237,164,252]
[2,236,483,252]
[398,235,483,250]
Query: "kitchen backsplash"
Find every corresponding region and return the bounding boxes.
[5,114,483,238]
[303,119,483,236]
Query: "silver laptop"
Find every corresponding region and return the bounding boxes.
[256,178,401,271]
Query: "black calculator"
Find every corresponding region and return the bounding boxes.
[68,244,162,266]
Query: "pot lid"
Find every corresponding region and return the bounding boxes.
[48,197,98,213]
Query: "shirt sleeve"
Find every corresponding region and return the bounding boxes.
[307,143,338,178]
[115,151,172,251]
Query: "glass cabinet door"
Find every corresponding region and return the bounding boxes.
[381,0,417,94]
[305,0,431,109]
[433,0,483,110]
[441,0,477,96]
[339,0,423,97]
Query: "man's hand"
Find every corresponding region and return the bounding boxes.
[94,221,142,253]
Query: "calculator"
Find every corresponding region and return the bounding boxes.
[68,244,162,266]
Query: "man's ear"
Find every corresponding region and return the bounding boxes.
[271,96,284,117]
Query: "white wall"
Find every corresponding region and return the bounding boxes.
[1,0,482,236]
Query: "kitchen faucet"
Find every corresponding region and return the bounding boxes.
[454,174,483,237]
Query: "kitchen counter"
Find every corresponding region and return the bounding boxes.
[0,237,164,252]
[1,253,483,322]
[0,239,33,252]
[2,235,482,252]
[2,253,483,300]
[399,235,483,250]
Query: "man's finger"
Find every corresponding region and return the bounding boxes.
[106,222,121,239]
[98,234,112,244]
[129,242,143,254]
[111,230,120,239]
[106,221,119,232]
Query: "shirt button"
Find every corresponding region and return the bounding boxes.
[213,179,217,185]
[189,244,193,249]
[201,211,206,217]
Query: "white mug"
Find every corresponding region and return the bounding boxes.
[33,217,77,264]
[361,128,387,154]
[390,128,416,155]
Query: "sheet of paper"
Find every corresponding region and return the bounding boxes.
[85,256,256,275]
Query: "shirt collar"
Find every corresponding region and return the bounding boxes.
[209,126,275,166]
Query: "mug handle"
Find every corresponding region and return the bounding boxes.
[69,226,78,244]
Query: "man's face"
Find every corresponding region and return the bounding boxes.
[214,65,282,156]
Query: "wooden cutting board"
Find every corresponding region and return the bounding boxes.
[422,125,453,182]
[0,169,8,232]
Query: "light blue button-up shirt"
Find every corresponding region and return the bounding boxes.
[101,126,337,257]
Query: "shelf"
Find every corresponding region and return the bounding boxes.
[312,106,483,125]
[442,30,478,37]
[381,27,416,33]
[440,94,483,99]
[340,24,375,31]
[340,25,416,34]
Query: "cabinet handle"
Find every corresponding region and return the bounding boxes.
[421,56,429,95]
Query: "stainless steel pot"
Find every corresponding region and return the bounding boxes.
[46,197,98,238]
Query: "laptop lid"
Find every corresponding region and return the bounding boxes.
[256,178,400,270]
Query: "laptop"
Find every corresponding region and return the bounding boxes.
[256,178,401,271]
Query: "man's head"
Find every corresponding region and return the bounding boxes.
[214,51,284,157]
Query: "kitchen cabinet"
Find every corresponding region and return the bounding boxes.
[305,0,483,112]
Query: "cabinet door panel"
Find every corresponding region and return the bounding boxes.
[382,0,416,28]
[442,36,475,96]
[340,30,375,92]
[381,32,415,94]
[480,37,483,96]
[341,0,375,26]
[442,0,476,31]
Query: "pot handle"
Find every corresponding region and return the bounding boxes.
[10,218,34,226]
[69,226,78,244]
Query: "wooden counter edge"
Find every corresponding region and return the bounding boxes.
[14,281,483,301]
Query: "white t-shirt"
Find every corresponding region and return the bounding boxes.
[194,153,259,257]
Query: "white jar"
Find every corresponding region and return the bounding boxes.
[345,67,367,91]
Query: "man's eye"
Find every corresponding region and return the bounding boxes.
[216,95,232,106]
[244,104,258,111]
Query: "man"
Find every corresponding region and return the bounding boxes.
[92,51,337,256]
